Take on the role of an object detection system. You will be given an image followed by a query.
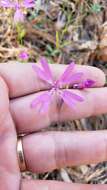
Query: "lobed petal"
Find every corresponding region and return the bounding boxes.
[0,0,15,7]
[32,64,53,85]
[59,89,84,108]
[68,72,83,84]
[40,57,53,82]
[59,90,76,108]
[31,92,51,113]
[60,72,84,86]
[57,62,75,85]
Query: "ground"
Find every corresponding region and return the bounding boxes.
[0,0,107,184]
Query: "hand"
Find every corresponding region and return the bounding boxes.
[0,62,107,190]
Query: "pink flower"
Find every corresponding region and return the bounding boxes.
[14,8,25,23]
[31,58,95,113]
[73,79,95,89]
[0,0,34,23]
[19,50,29,61]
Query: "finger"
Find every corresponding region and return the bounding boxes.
[0,77,20,190]
[22,179,107,190]
[0,63,105,97]
[10,87,107,133]
[23,131,107,173]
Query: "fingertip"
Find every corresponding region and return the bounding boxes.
[77,65,106,87]
[94,67,106,86]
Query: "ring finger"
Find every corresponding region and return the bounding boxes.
[22,131,107,173]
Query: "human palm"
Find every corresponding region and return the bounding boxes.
[0,62,107,190]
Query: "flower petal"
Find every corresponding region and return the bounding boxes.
[32,64,53,85]
[68,72,83,84]
[57,62,75,85]
[0,0,15,7]
[31,92,51,113]
[84,79,95,88]
[19,51,29,61]
[14,9,25,23]
[40,57,53,81]
[23,0,35,8]
[61,72,84,86]
[59,90,84,108]
[59,90,76,108]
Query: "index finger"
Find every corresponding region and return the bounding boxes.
[0,62,105,98]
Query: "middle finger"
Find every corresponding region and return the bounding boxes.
[10,87,107,134]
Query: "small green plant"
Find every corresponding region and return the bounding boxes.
[91,3,102,13]
[45,44,60,57]
[16,24,26,44]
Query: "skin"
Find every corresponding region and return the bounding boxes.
[0,62,107,189]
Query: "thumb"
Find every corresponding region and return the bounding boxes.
[0,77,20,190]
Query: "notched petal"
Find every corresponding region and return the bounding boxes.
[31,92,51,113]
[32,64,53,84]
[57,62,76,85]
[40,57,53,81]
[59,90,84,108]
